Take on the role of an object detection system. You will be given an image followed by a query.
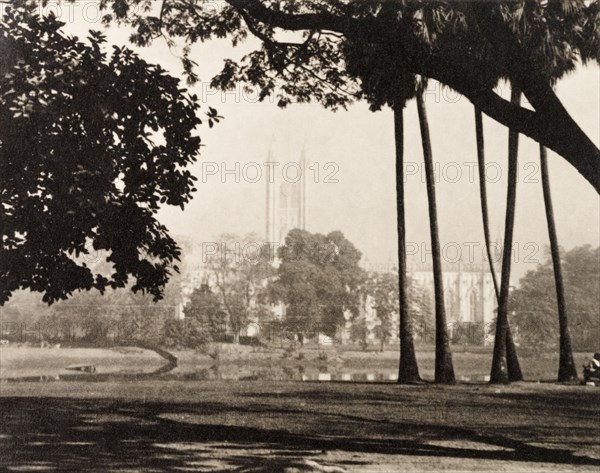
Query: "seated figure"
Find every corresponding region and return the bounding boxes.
[583,352,600,382]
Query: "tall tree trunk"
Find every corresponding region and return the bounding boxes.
[417,91,455,384]
[394,103,421,384]
[539,145,578,382]
[502,103,523,382]
[505,325,523,381]
[474,108,523,382]
[475,108,501,300]
[490,86,521,384]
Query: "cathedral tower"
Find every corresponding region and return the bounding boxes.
[265,145,308,244]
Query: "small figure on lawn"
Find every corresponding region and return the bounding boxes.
[583,352,600,383]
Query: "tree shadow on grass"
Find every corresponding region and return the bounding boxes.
[0,392,599,472]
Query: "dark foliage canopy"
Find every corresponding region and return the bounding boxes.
[0,4,210,304]
[270,229,364,336]
[100,0,600,191]
[510,245,600,351]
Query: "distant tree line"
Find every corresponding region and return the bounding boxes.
[4,235,596,356]
[2,1,599,384]
[509,245,599,352]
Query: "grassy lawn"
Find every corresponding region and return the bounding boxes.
[0,380,599,472]
[1,345,599,471]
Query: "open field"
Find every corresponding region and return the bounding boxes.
[0,380,599,472]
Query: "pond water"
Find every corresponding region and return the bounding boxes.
[0,362,491,384]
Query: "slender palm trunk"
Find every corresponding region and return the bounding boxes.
[417,91,455,384]
[490,86,521,384]
[395,104,421,384]
[475,108,501,300]
[475,108,523,382]
[539,145,578,381]
[505,325,523,381]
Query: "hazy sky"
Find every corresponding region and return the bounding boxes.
[53,2,600,283]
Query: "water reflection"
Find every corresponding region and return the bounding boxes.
[1,363,492,384]
[1,357,178,384]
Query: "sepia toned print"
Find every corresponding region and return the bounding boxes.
[1,1,599,472]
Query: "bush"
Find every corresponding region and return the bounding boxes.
[213,334,236,344]
[239,336,261,346]
[161,319,187,349]
[160,317,211,349]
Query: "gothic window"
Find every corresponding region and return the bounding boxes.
[468,290,478,321]
[444,289,454,319]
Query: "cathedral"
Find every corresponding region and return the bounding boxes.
[265,146,309,244]
[410,262,496,345]
[178,145,497,345]
[262,146,496,345]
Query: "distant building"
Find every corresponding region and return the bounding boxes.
[173,236,207,320]
[339,262,496,347]
[265,145,308,245]
[411,262,496,344]
[175,143,497,345]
